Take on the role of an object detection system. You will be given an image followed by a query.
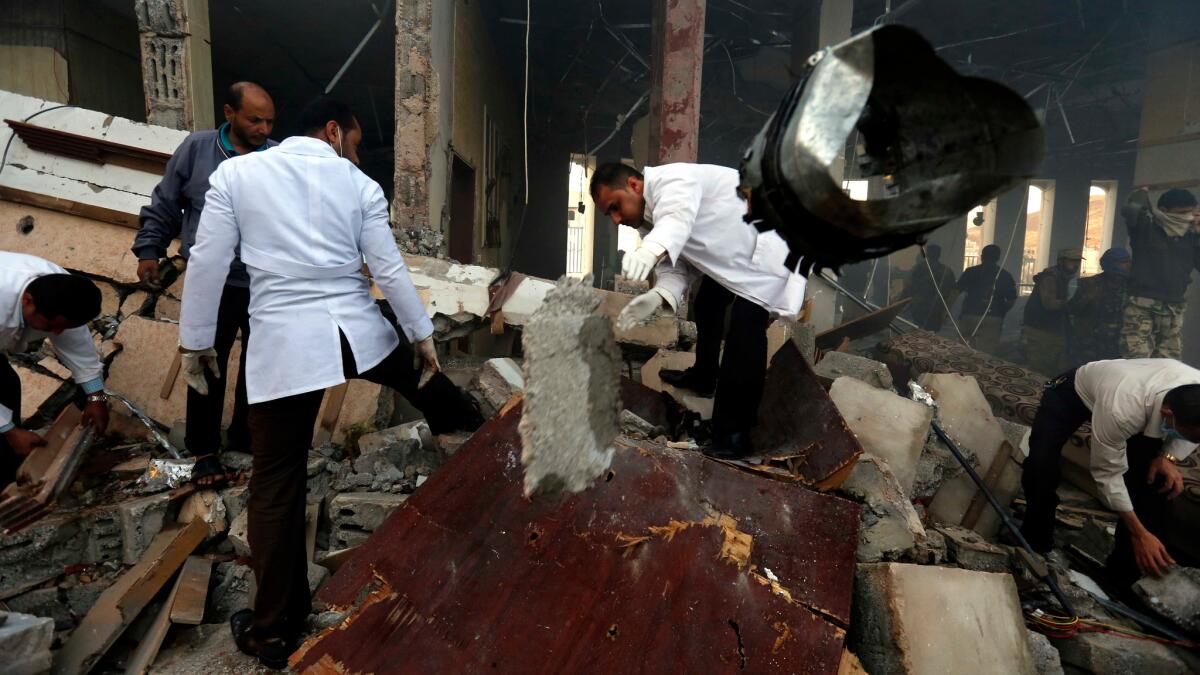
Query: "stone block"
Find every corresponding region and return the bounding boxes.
[356,420,434,468]
[228,509,250,558]
[1133,566,1200,635]
[115,492,170,564]
[0,611,54,675]
[921,373,1020,538]
[814,351,894,390]
[829,376,932,496]
[469,357,525,416]
[639,350,712,419]
[519,278,620,497]
[838,455,925,562]
[329,492,408,549]
[1026,630,1064,675]
[937,525,1011,573]
[851,563,1037,675]
[1053,631,1190,674]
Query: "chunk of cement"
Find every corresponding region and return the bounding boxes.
[329,492,408,549]
[1133,566,1200,635]
[519,277,620,497]
[0,611,54,675]
[829,377,933,496]
[1026,630,1064,675]
[619,409,665,439]
[470,358,525,416]
[937,525,1011,573]
[851,563,1037,675]
[1054,631,1190,675]
[813,351,894,390]
[355,420,438,477]
[838,455,926,563]
[911,432,978,501]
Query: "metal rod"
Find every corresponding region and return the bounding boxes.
[324,0,394,94]
[106,391,182,459]
[928,420,1078,617]
[818,271,920,332]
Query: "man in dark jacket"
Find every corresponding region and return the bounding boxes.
[1121,188,1200,359]
[1067,247,1131,367]
[906,244,957,332]
[131,82,276,486]
[956,244,1017,355]
[1022,247,1082,376]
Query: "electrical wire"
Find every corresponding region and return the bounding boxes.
[1026,609,1200,650]
[968,184,1029,339]
[0,104,75,179]
[920,244,969,345]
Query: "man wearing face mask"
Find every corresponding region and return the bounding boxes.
[180,97,481,668]
[1020,358,1200,588]
[1067,247,1131,366]
[132,81,277,489]
[1120,188,1200,359]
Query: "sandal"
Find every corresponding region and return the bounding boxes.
[190,454,230,490]
[231,609,291,670]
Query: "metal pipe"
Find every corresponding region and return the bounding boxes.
[818,271,920,332]
[324,0,394,94]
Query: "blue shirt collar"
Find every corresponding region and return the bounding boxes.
[218,122,270,156]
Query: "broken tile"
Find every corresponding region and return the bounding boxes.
[830,376,932,496]
[293,403,860,673]
[1132,566,1200,636]
[838,455,925,562]
[851,563,1037,675]
[814,351,894,390]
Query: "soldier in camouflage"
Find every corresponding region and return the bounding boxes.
[1067,248,1130,367]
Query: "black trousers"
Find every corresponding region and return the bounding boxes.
[185,284,250,455]
[1020,370,1171,588]
[246,333,477,641]
[690,275,772,437]
[0,357,22,486]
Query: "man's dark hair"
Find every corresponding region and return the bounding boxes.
[299,97,358,135]
[25,274,101,325]
[225,81,267,111]
[1165,384,1200,427]
[981,244,1002,264]
[925,244,942,262]
[589,163,642,199]
[1158,189,1198,210]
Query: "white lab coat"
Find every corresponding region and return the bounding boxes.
[640,164,805,317]
[0,252,104,428]
[180,137,434,404]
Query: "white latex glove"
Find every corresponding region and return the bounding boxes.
[180,347,220,396]
[621,242,666,282]
[414,337,441,389]
[616,291,665,332]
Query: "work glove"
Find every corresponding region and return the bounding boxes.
[180,347,220,396]
[413,336,441,389]
[616,291,665,332]
[621,242,666,282]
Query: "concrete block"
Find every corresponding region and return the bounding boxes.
[228,509,250,558]
[519,277,620,497]
[594,290,680,348]
[851,563,1037,675]
[639,350,712,419]
[0,201,144,283]
[329,492,408,549]
[998,418,1032,462]
[937,525,1011,573]
[356,420,436,477]
[0,513,86,596]
[814,351,894,390]
[838,455,925,563]
[921,373,1021,538]
[0,611,54,675]
[1054,631,1190,674]
[115,493,170,564]
[1026,630,1064,675]
[829,376,932,496]
[469,357,525,416]
[791,321,817,366]
[1133,566,1200,635]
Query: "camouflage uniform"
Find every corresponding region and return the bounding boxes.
[1120,295,1185,359]
[1067,272,1127,366]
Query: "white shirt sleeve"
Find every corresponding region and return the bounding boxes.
[641,168,702,266]
[358,180,435,344]
[49,327,104,386]
[180,165,241,351]
[1088,411,1139,513]
[651,256,695,312]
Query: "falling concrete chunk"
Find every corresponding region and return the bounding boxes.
[814,351,894,390]
[0,611,53,675]
[838,455,925,562]
[470,357,525,416]
[830,376,932,495]
[293,404,860,672]
[1132,566,1200,636]
[851,563,1037,675]
[518,277,620,497]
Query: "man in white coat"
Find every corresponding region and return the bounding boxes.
[180,97,479,668]
[591,162,805,459]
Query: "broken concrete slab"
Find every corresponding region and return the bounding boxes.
[519,277,620,497]
[851,563,1037,675]
[355,420,437,477]
[294,403,860,673]
[937,525,1011,573]
[0,200,147,284]
[469,357,525,417]
[0,611,54,675]
[1133,566,1200,636]
[228,508,249,557]
[1053,631,1190,674]
[14,363,65,421]
[114,492,170,564]
[1027,630,1064,675]
[329,492,408,549]
[911,431,977,501]
[838,455,925,563]
[639,349,713,419]
[209,561,253,623]
[0,512,83,597]
[829,376,932,496]
[814,351,894,390]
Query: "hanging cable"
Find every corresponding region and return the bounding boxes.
[968,184,1029,339]
[522,0,531,207]
[920,244,969,345]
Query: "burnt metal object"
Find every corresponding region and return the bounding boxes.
[750,342,864,490]
[293,403,860,674]
[815,298,911,351]
[739,25,1043,272]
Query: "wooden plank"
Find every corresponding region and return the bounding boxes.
[16,405,81,484]
[313,384,349,446]
[169,556,212,625]
[123,571,182,675]
[52,520,209,675]
[160,352,183,400]
[815,298,911,350]
[305,503,320,562]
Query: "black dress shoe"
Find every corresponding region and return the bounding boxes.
[702,431,755,460]
[658,368,717,397]
[231,609,292,670]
